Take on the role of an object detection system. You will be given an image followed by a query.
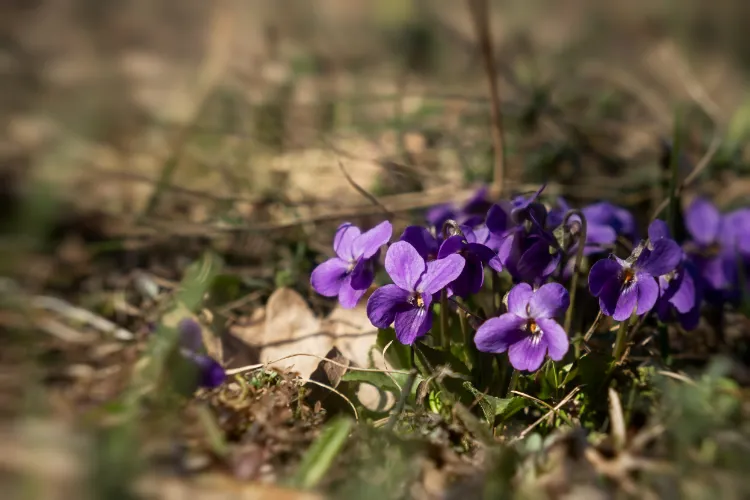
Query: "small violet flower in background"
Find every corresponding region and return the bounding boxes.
[548,198,623,256]
[436,225,503,297]
[582,201,637,243]
[366,241,465,345]
[426,185,492,230]
[474,282,570,372]
[399,225,441,261]
[311,221,392,308]
[178,318,226,389]
[648,221,703,330]
[682,197,750,293]
[588,232,682,321]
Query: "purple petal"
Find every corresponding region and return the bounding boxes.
[399,226,439,260]
[186,353,226,389]
[474,313,527,353]
[634,273,658,315]
[508,335,547,372]
[678,304,701,330]
[471,225,490,244]
[648,220,670,241]
[669,270,697,313]
[385,241,425,291]
[720,208,750,253]
[450,254,485,297]
[333,223,361,260]
[529,282,570,319]
[426,204,456,229]
[366,285,411,328]
[638,238,681,277]
[338,273,368,308]
[417,254,466,295]
[536,318,569,361]
[178,318,204,352]
[515,239,556,282]
[589,258,622,297]
[354,221,392,259]
[586,224,618,245]
[685,198,720,246]
[598,276,622,317]
[613,282,638,321]
[697,255,730,290]
[394,303,432,345]
[507,283,533,317]
[486,204,510,235]
[349,258,374,290]
[311,258,350,297]
[437,235,466,259]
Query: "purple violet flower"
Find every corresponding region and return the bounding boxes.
[311,221,392,308]
[436,225,503,297]
[366,241,465,345]
[647,221,702,329]
[682,197,750,293]
[178,319,226,389]
[548,197,619,256]
[582,201,637,242]
[426,186,491,229]
[588,233,682,321]
[474,282,570,372]
[399,225,440,261]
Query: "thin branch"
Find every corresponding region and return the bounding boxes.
[466,0,506,197]
[337,159,392,218]
[225,352,412,376]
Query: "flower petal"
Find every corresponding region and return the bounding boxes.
[588,258,622,297]
[394,305,432,345]
[178,318,204,352]
[185,353,226,389]
[634,273,658,315]
[515,239,556,282]
[648,220,670,241]
[310,258,350,297]
[338,273,368,309]
[449,254,484,297]
[685,197,720,246]
[638,238,681,277]
[508,336,547,372]
[486,204,510,235]
[474,313,527,353]
[366,285,411,328]
[349,258,374,290]
[333,223,361,260]
[354,221,392,259]
[536,318,569,361]
[507,283,533,317]
[400,226,439,260]
[598,276,622,317]
[668,269,697,313]
[417,254,466,295]
[385,241,425,291]
[529,282,570,319]
[613,282,638,321]
[437,235,466,259]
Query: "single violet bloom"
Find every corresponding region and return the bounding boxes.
[588,233,682,321]
[648,221,702,329]
[583,201,637,242]
[426,185,492,229]
[399,225,440,261]
[311,221,392,308]
[177,319,226,389]
[682,197,750,293]
[474,282,570,372]
[436,225,503,297]
[366,241,465,345]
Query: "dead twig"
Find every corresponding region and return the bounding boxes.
[337,159,392,218]
[466,0,506,197]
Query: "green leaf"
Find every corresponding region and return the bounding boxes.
[376,328,412,370]
[415,342,471,376]
[341,370,418,394]
[462,381,527,422]
[176,251,223,312]
[289,417,354,489]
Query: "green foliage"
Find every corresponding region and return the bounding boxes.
[289,417,354,489]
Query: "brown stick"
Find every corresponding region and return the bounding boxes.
[467,0,506,197]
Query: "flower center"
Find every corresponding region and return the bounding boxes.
[408,293,425,308]
[622,268,636,284]
[346,259,357,273]
[526,319,543,345]
[528,319,539,333]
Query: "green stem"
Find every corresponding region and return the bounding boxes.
[440,289,449,349]
[613,318,631,362]
[667,105,683,236]
[563,210,587,337]
[385,368,419,432]
[458,305,476,369]
[492,272,502,314]
[507,370,520,396]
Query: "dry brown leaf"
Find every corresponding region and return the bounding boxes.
[229,288,381,379]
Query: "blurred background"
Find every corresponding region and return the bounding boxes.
[2,0,750,497]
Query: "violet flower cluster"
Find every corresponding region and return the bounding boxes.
[310,185,750,373]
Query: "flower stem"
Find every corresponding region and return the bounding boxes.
[612,317,633,362]
[440,289,450,349]
[385,368,419,432]
[458,304,477,369]
[507,370,520,396]
[492,272,502,314]
[563,210,587,338]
